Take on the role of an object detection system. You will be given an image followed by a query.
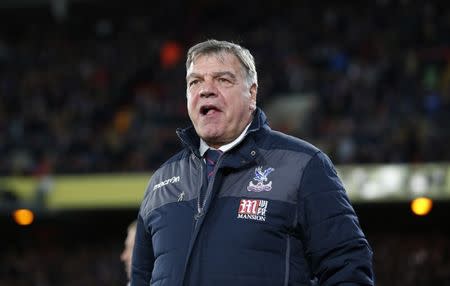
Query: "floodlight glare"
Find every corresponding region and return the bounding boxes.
[12,209,35,226]
[410,197,433,216]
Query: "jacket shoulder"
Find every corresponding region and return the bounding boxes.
[139,149,190,216]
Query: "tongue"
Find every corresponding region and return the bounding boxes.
[206,108,218,115]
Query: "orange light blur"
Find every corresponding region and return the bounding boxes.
[160,41,182,69]
[411,197,433,216]
[13,209,35,226]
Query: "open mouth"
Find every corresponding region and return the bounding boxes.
[200,105,220,116]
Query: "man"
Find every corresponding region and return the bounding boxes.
[121,220,137,286]
[132,40,374,285]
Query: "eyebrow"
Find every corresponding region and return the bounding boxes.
[213,71,237,79]
[186,71,237,81]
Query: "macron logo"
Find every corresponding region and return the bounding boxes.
[153,176,180,191]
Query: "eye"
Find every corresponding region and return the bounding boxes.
[218,77,231,83]
[188,79,200,87]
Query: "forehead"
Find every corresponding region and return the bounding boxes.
[187,52,244,77]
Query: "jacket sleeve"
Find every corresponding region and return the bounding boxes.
[297,151,374,285]
[131,212,154,286]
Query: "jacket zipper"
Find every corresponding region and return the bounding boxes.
[182,155,205,286]
[185,153,223,285]
[195,153,225,219]
[194,157,205,228]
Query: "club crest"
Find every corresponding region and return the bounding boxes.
[247,166,275,192]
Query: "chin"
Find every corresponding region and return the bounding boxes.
[199,127,221,138]
[202,134,219,143]
[201,132,222,144]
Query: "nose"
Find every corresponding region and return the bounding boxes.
[200,90,216,98]
[199,80,217,98]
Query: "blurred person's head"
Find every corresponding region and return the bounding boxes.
[185,39,258,149]
[120,220,137,281]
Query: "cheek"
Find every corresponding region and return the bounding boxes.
[186,96,196,113]
[235,98,251,113]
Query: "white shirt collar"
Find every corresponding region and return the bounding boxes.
[199,123,252,156]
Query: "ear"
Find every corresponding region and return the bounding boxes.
[249,83,257,111]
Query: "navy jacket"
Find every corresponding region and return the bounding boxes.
[131,108,374,286]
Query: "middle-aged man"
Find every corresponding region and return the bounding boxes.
[131,39,374,286]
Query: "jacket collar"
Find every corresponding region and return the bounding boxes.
[176,107,268,158]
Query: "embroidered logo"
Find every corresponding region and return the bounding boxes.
[247,166,275,192]
[153,176,180,191]
[237,199,268,221]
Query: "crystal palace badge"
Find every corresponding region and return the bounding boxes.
[247,166,275,192]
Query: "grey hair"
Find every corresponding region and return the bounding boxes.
[186,39,258,86]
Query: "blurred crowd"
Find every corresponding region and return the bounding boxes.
[371,232,450,286]
[0,217,129,286]
[1,0,450,175]
[0,242,124,286]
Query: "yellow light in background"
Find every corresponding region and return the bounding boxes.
[13,209,35,226]
[411,197,433,216]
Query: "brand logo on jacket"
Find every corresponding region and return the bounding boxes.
[237,199,268,221]
[153,176,180,191]
[247,166,275,192]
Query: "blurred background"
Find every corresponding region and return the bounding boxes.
[1,0,450,285]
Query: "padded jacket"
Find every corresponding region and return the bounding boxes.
[131,108,374,286]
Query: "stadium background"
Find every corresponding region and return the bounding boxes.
[1,0,450,285]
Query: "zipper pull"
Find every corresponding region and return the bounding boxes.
[195,205,204,220]
[194,211,203,220]
[178,192,185,202]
